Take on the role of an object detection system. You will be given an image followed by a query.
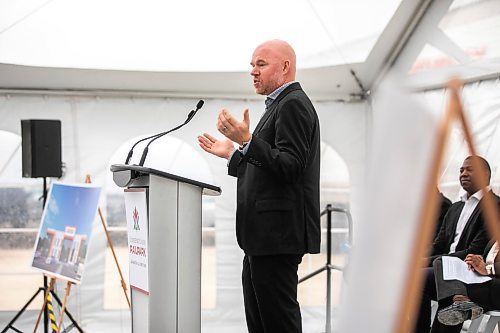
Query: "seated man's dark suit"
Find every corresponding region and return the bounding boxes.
[433,192,452,242]
[414,192,498,333]
[430,240,500,333]
[228,82,321,333]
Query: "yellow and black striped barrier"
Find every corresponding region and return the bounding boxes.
[46,293,58,332]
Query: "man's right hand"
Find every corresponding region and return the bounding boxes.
[198,133,235,160]
[464,254,487,275]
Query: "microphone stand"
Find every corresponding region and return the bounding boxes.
[124,100,204,165]
[124,132,162,165]
[138,121,185,166]
[138,101,203,166]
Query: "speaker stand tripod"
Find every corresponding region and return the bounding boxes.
[1,177,82,333]
[298,204,353,333]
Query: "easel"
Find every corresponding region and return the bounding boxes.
[84,174,131,308]
[392,78,500,333]
[2,174,130,332]
[1,177,82,333]
[30,174,130,332]
[33,276,74,333]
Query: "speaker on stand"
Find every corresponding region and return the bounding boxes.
[2,119,81,333]
[21,119,62,178]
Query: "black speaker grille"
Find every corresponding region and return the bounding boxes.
[21,120,62,178]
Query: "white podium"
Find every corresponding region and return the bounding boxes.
[110,164,221,333]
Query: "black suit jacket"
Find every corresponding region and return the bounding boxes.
[228,82,321,256]
[433,192,452,242]
[429,191,499,265]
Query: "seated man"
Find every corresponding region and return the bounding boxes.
[431,239,500,333]
[414,156,496,333]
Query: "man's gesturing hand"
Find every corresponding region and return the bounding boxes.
[217,108,251,145]
[197,133,235,160]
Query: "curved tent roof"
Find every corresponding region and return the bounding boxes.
[0,0,401,71]
[0,0,499,99]
[0,0,401,100]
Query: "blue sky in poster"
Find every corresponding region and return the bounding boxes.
[40,183,101,237]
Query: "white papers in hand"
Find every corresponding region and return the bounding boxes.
[442,256,491,284]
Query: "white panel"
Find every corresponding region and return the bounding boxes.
[337,77,439,333]
[131,290,149,333]
[148,175,179,332]
[177,182,202,332]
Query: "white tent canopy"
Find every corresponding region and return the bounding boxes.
[0,0,402,101]
[1,0,498,100]
[0,0,401,71]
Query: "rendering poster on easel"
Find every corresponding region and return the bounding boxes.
[124,188,149,295]
[31,182,102,283]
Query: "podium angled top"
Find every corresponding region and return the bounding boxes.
[110,164,221,196]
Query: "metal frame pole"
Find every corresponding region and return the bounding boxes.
[43,177,48,333]
[325,204,332,333]
[298,204,353,333]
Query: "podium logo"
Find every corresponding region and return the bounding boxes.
[133,207,140,231]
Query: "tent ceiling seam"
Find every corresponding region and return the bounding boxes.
[305,0,367,96]
[0,88,263,100]
[371,0,436,91]
[0,88,355,103]
[426,27,470,64]
[415,74,500,93]
[0,0,58,36]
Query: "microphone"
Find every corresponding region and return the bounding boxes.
[136,100,204,166]
[124,100,204,165]
[124,133,161,165]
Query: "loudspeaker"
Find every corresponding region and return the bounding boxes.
[21,119,62,178]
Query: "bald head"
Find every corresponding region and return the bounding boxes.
[250,39,297,95]
[255,40,296,77]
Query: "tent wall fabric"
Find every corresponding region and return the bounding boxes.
[418,78,500,197]
[0,93,368,332]
[2,78,498,331]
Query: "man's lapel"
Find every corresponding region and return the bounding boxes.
[253,105,276,134]
[253,82,302,134]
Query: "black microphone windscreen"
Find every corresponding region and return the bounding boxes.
[196,100,204,110]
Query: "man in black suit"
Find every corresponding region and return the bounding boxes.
[414,155,495,333]
[198,39,320,333]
